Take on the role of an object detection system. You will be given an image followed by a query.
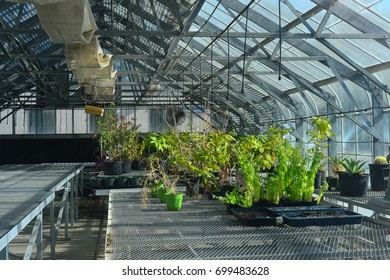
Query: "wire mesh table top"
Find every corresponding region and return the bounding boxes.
[0,163,85,191]
[324,191,386,203]
[106,191,390,260]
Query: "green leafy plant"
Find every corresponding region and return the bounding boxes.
[95,107,123,160]
[218,128,287,208]
[221,136,263,208]
[95,105,143,162]
[305,116,334,199]
[341,158,367,175]
[121,117,143,161]
[264,116,333,204]
[181,130,236,192]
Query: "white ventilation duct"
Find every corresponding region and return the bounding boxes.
[65,36,112,69]
[83,76,117,103]
[8,0,116,103]
[34,0,97,44]
[74,66,116,83]
[6,0,69,3]
[65,35,117,102]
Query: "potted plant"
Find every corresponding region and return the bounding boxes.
[369,156,390,191]
[119,117,142,173]
[191,130,236,195]
[95,107,123,175]
[155,157,182,210]
[141,155,164,203]
[326,155,346,191]
[338,157,369,196]
[218,133,276,208]
[217,126,286,208]
[263,117,332,205]
[143,132,184,210]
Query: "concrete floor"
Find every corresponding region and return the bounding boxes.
[7,196,108,260]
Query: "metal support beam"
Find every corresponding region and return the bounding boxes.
[23,212,43,260]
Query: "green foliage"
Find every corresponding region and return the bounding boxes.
[95,105,142,161]
[341,158,367,174]
[186,130,236,191]
[95,107,122,160]
[143,116,333,208]
[219,129,287,208]
[264,116,333,204]
[121,117,143,161]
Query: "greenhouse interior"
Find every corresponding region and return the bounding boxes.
[1,0,390,261]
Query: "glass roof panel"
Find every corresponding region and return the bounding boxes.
[359,8,390,29]
[326,39,379,67]
[370,1,390,22]
[353,0,382,6]
[346,39,390,64]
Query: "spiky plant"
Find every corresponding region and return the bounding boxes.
[341,158,367,175]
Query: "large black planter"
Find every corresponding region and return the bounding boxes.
[338,173,369,196]
[369,164,390,191]
[122,160,132,174]
[103,160,123,175]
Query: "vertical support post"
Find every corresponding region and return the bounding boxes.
[295,116,304,145]
[80,168,84,198]
[347,202,356,213]
[37,212,43,260]
[50,199,55,260]
[69,180,74,228]
[75,173,79,221]
[327,104,338,174]
[24,212,44,260]
[371,83,385,157]
[64,183,69,240]
[0,246,9,260]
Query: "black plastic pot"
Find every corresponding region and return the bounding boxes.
[314,170,325,189]
[122,160,132,174]
[103,160,123,175]
[338,173,369,196]
[185,177,201,197]
[369,164,390,191]
[103,176,116,187]
[326,176,339,191]
[131,160,142,170]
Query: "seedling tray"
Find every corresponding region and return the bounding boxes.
[267,205,363,227]
[231,206,283,226]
